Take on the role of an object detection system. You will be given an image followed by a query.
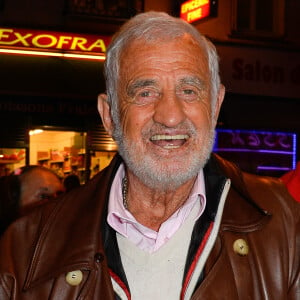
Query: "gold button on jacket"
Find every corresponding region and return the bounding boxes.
[66,270,83,286]
[233,238,249,256]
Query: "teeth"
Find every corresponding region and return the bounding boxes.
[150,134,189,141]
[164,145,180,149]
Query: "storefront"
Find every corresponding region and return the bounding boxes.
[1,24,299,179]
[214,43,300,176]
[0,27,117,181]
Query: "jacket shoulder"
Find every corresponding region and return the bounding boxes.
[0,154,122,291]
[212,153,300,220]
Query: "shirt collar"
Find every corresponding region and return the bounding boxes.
[107,163,206,237]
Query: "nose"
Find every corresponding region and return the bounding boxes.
[153,91,186,127]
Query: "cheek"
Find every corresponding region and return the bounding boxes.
[124,118,146,140]
[120,106,153,138]
[187,103,213,129]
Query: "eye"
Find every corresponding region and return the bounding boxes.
[140,90,151,97]
[132,88,160,105]
[177,87,201,102]
[183,89,196,95]
[39,193,52,201]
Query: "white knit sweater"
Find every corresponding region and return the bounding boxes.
[116,200,200,300]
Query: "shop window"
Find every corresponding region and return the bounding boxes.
[29,129,116,184]
[90,151,115,178]
[0,148,26,176]
[232,0,285,39]
[30,129,87,183]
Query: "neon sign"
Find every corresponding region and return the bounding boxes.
[213,129,297,176]
[0,27,111,54]
[180,0,211,23]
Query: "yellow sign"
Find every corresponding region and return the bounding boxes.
[0,27,110,53]
[180,0,210,23]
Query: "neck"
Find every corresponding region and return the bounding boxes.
[124,170,196,231]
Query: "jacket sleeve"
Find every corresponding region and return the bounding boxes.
[0,275,15,300]
[288,207,300,300]
[239,169,300,299]
[0,208,45,299]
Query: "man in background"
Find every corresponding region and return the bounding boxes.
[0,166,64,235]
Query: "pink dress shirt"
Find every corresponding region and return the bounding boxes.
[107,164,206,253]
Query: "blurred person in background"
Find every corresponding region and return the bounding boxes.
[0,165,64,235]
[16,165,64,215]
[0,174,19,236]
[63,174,81,192]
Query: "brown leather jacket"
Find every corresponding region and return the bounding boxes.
[0,154,299,299]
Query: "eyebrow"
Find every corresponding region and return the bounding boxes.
[178,76,206,88]
[39,187,50,192]
[127,79,157,97]
[126,76,207,98]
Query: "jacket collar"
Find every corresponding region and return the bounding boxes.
[24,154,270,290]
[207,154,271,232]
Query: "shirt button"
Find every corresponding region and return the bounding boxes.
[233,238,249,256]
[65,270,83,286]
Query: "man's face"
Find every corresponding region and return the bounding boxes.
[20,169,64,208]
[111,35,223,191]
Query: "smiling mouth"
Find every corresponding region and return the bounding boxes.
[150,134,189,149]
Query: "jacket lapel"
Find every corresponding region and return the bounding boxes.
[211,154,271,231]
[23,153,271,292]
[23,154,122,290]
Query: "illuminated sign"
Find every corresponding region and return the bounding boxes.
[213,129,297,176]
[0,27,111,56]
[180,0,211,23]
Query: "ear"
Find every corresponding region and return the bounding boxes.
[97,93,113,136]
[212,84,225,125]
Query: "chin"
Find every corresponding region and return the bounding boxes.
[115,127,215,190]
[122,148,208,191]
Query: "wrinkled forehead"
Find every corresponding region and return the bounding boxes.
[122,32,206,55]
[119,33,208,72]
[117,36,210,88]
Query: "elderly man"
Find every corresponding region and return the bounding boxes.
[0,12,299,300]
